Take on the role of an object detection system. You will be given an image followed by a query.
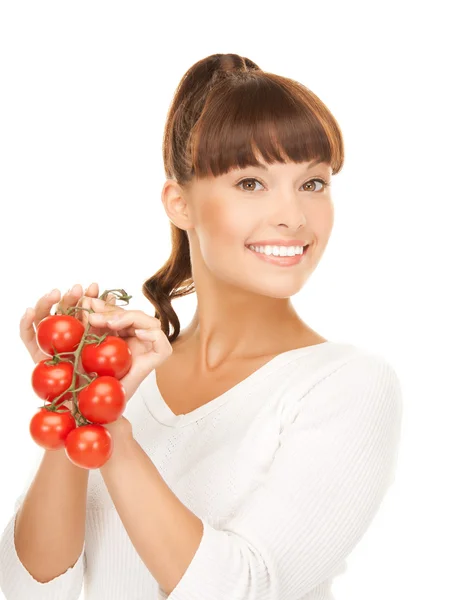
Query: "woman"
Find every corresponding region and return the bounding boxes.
[0,53,403,599]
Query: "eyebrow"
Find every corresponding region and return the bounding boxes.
[254,159,324,171]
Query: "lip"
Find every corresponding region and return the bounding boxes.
[246,243,310,267]
[246,239,308,247]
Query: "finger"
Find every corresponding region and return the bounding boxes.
[54,284,85,319]
[88,296,124,318]
[56,282,103,317]
[21,285,83,363]
[62,283,114,324]
[88,307,158,333]
[19,306,38,356]
[85,283,117,304]
[106,294,117,306]
[83,282,99,298]
[121,329,172,396]
[76,282,97,326]
[81,295,92,330]
[83,295,119,337]
[32,288,62,329]
[79,285,118,326]
[81,296,113,331]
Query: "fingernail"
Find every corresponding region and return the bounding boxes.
[71,284,80,294]
[46,289,57,297]
[21,308,30,320]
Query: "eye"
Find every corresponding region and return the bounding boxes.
[236,177,330,193]
[236,178,266,192]
[302,178,330,192]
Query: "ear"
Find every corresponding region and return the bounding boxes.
[161,179,194,231]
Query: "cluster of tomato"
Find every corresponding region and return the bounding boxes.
[29,312,132,469]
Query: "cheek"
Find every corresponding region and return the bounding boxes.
[200,201,248,244]
[314,201,334,232]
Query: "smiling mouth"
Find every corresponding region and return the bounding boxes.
[245,243,310,266]
[245,243,310,254]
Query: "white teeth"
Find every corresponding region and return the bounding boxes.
[248,245,305,256]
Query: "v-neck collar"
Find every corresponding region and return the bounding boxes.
[139,341,337,428]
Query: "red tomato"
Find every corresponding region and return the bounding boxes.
[65,424,113,469]
[29,407,77,450]
[77,375,126,424]
[36,315,85,357]
[81,335,132,380]
[31,359,75,404]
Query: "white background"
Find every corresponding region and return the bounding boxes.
[0,1,464,598]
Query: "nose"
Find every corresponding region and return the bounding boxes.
[272,194,307,232]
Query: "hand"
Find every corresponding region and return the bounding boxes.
[87,297,173,402]
[19,283,114,411]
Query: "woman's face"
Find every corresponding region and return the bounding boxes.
[166,158,334,299]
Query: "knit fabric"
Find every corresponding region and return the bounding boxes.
[0,341,403,599]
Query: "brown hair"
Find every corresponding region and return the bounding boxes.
[142,53,345,344]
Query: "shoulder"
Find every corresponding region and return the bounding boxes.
[296,345,403,423]
[320,346,401,391]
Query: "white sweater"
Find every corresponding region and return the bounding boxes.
[0,341,403,600]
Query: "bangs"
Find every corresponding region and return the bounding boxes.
[188,73,344,181]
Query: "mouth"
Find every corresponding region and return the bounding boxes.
[245,243,310,267]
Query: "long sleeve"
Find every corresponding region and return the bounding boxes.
[163,354,403,600]
[0,459,85,600]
